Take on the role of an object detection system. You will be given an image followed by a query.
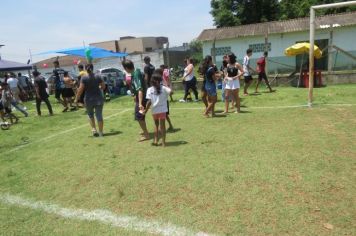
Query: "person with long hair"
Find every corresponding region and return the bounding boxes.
[75,64,106,137]
[201,55,219,117]
[224,53,243,113]
[157,67,174,131]
[144,73,172,147]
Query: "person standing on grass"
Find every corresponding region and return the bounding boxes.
[243,48,256,96]
[144,73,172,147]
[182,58,199,102]
[62,71,76,112]
[144,56,155,87]
[220,55,228,102]
[33,71,53,116]
[223,53,243,114]
[77,64,87,107]
[255,52,274,93]
[199,61,209,110]
[201,55,219,117]
[53,61,66,107]
[122,60,150,142]
[75,64,106,137]
[160,64,174,102]
[156,68,174,132]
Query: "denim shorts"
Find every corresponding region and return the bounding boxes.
[205,81,217,97]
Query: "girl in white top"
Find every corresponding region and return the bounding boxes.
[223,53,244,113]
[182,58,199,102]
[145,73,172,147]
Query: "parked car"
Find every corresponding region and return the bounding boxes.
[97,68,126,95]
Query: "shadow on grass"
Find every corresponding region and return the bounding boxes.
[165,141,188,147]
[248,93,262,96]
[103,131,122,137]
[167,128,181,133]
[212,114,227,118]
[261,90,277,94]
[239,110,252,114]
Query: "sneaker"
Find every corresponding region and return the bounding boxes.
[179,99,186,103]
[62,107,69,112]
[194,99,199,102]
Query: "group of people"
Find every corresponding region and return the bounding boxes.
[71,56,174,146]
[0,73,30,128]
[180,49,275,117]
[1,51,274,145]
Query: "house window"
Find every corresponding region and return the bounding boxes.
[211,46,231,56]
[249,43,271,53]
[145,47,153,52]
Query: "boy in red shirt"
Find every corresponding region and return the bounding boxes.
[256,52,274,93]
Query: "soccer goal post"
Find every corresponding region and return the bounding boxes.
[308,1,356,107]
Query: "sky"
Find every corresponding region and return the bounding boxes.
[0,0,214,63]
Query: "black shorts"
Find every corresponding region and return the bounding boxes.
[258,72,268,82]
[244,76,253,83]
[134,97,147,121]
[62,88,75,98]
[0,102,3,110]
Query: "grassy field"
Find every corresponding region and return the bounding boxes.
[1,85,355,235]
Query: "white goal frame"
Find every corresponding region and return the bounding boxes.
[308,1,356,106]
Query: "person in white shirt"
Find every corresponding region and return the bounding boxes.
[243,48,256,96]
[182,58,198,102]
[144,73,172,147]
[6,74,24,104]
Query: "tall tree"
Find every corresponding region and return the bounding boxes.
[211,0,356,27]
[210,0,279,28]
[279,0,356,20]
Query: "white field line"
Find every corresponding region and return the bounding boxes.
[5,109,130,154]
[102,103,356,111]
[0,193,214,236]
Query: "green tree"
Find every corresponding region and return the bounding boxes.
[279,0,356,20]
[210,0,279,27]
[189,39,203,63]
[210,0,356,27]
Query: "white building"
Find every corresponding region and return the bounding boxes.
[197,12,356,74]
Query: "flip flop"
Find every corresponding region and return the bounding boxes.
[139,136,150,142]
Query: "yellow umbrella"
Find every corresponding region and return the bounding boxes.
[284,42,322,59]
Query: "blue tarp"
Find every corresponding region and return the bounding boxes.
[0,59,32,72]
[36,46,128,58]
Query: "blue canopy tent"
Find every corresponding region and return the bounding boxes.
[36,46,128,59]
[0,59,32,72]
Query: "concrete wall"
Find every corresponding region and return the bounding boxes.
[118,38,144,53]
[141,37,164,52]
[90,41,118,52]
[202,26,356,74]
